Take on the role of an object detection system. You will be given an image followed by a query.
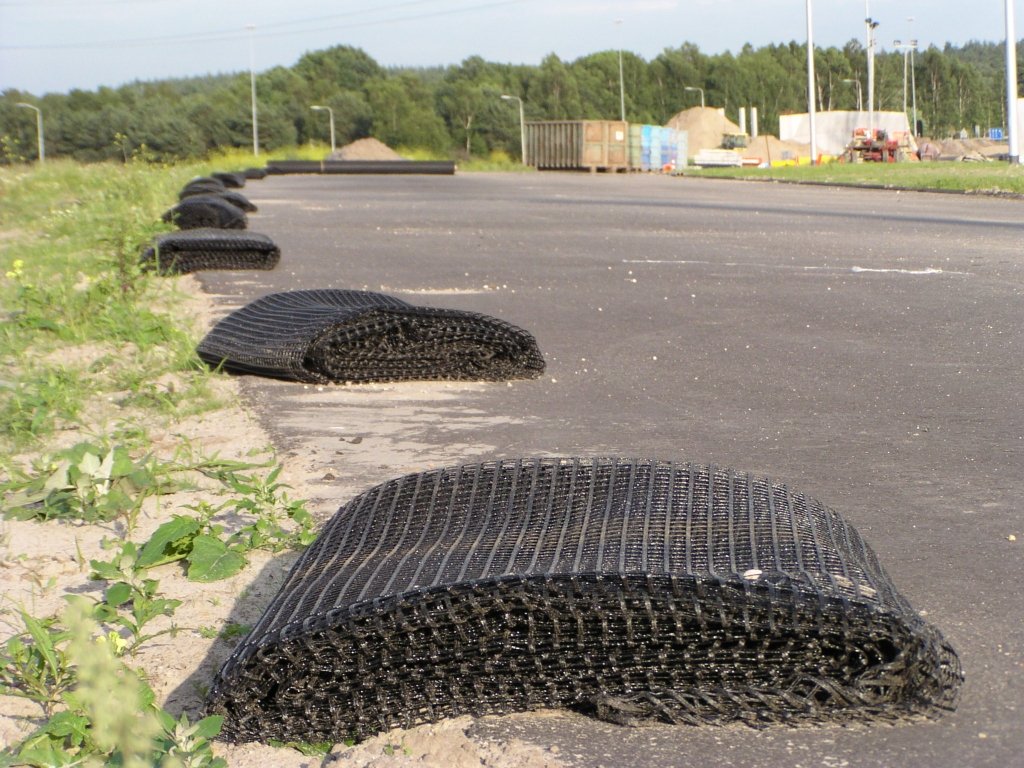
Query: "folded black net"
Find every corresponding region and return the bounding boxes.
[243,167,269,180]
[141,229,280,275]
[195,289,547,384]
[179,177,227,199]
[206,458,962,744]
[161,197,247,230]
[212,171,246,188]
[177,190,258,212]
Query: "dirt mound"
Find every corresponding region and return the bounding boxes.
[327,137,406,161]
[666,107,742,155]
[740,135,812,164]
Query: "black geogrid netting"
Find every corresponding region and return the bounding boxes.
[177,190,258,212]
[212,171,246,188]
[195,289,547,384]
[162,196,247,230]
[206,459,962,744]
[179,178,227,199]
[141,229,280,275]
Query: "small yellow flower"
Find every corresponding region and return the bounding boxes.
[5,259,24,279]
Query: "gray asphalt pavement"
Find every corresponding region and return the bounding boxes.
[197,171,1023,768]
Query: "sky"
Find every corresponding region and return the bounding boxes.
[0,0,1015,96]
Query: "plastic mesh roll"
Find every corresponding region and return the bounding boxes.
[162,197,247,230]
[195,289,547,384]
[179,177,227,199]
[243,167,269,180]
[177,190,258,212]
[141,229,280,275]
[206,459,962,744]
[212,171,246,188]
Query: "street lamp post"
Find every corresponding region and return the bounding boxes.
[310,105,336,154]
[684,86,705,108]
[908,17,918,136]
[894,40,909,121]
[842,79,863,111]
[15,103,44,163]
[806,0,817,165]
[500,95,526,164]
[247,24,258,157]
[865,4,879,138]
[615,19,626,122]
[1006,0,1020,164]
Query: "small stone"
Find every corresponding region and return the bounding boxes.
[321,472,336,482]
[1008,535,1017,541]
[350,436,363,444]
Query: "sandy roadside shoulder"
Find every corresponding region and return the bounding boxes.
[1,274,566,768]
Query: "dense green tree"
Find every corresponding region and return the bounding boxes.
[0,39,1015,164]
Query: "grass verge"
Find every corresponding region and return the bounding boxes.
[678,162,1024,194]
[0,157,320,766]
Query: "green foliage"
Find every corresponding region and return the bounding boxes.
[268,740,335,757]
[0,604,225,768]
[79,462,314,586]
[1,40,1013,165]
[1,441,175,523]
[0,610,75,713]
[684,161,1024,193]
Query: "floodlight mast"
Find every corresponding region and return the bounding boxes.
[501,95,526,164]
[806,0,817,164]
[247,24,258,157]
[310,106,335,154]
[15,103,44,162]
[842,79,863,111]
[615,20,626,122]
[1007,0,1020,164]
[684,86,705,108]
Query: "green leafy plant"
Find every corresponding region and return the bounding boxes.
[0,609,75,714]
[1,440,175,523]
[83,542,181,654]
[0,603,226,768]
[267,739,335,757]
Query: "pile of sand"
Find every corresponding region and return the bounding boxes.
[740,134,812,164]
[327,137,406,161]
[666,106,742,155]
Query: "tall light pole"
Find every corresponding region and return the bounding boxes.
[909,18,918,136]
[894,40,909,122]
[865,6,879,138]
[310,105,335,153]
[615,19,626,122]
[806,0,817,164]
[247,24,259,157]
[842,78,863,111]
[684,86,705,108]
[15,103,44,163]
[501,94,526,164]
[1006,0,1020,164]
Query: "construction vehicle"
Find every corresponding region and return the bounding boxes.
[843,128,915,162]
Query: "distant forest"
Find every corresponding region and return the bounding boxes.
[2,39,1021,163]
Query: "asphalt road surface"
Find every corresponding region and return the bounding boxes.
[197,171,1023,768]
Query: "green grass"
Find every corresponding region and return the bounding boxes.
[679,161,1024,194]
[0,159,227,449]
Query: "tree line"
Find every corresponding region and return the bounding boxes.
[2,39,1020,163]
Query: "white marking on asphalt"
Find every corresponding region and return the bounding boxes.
[623,259,971,275]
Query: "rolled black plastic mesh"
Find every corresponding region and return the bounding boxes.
[177,190,258,212]
[243,167,269,180]
[162,197,247,230]
[212,171,246,188]
[206,459,962,744]
[141,229,280,275]
[195,289,546,384]
[179,178,227,199]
